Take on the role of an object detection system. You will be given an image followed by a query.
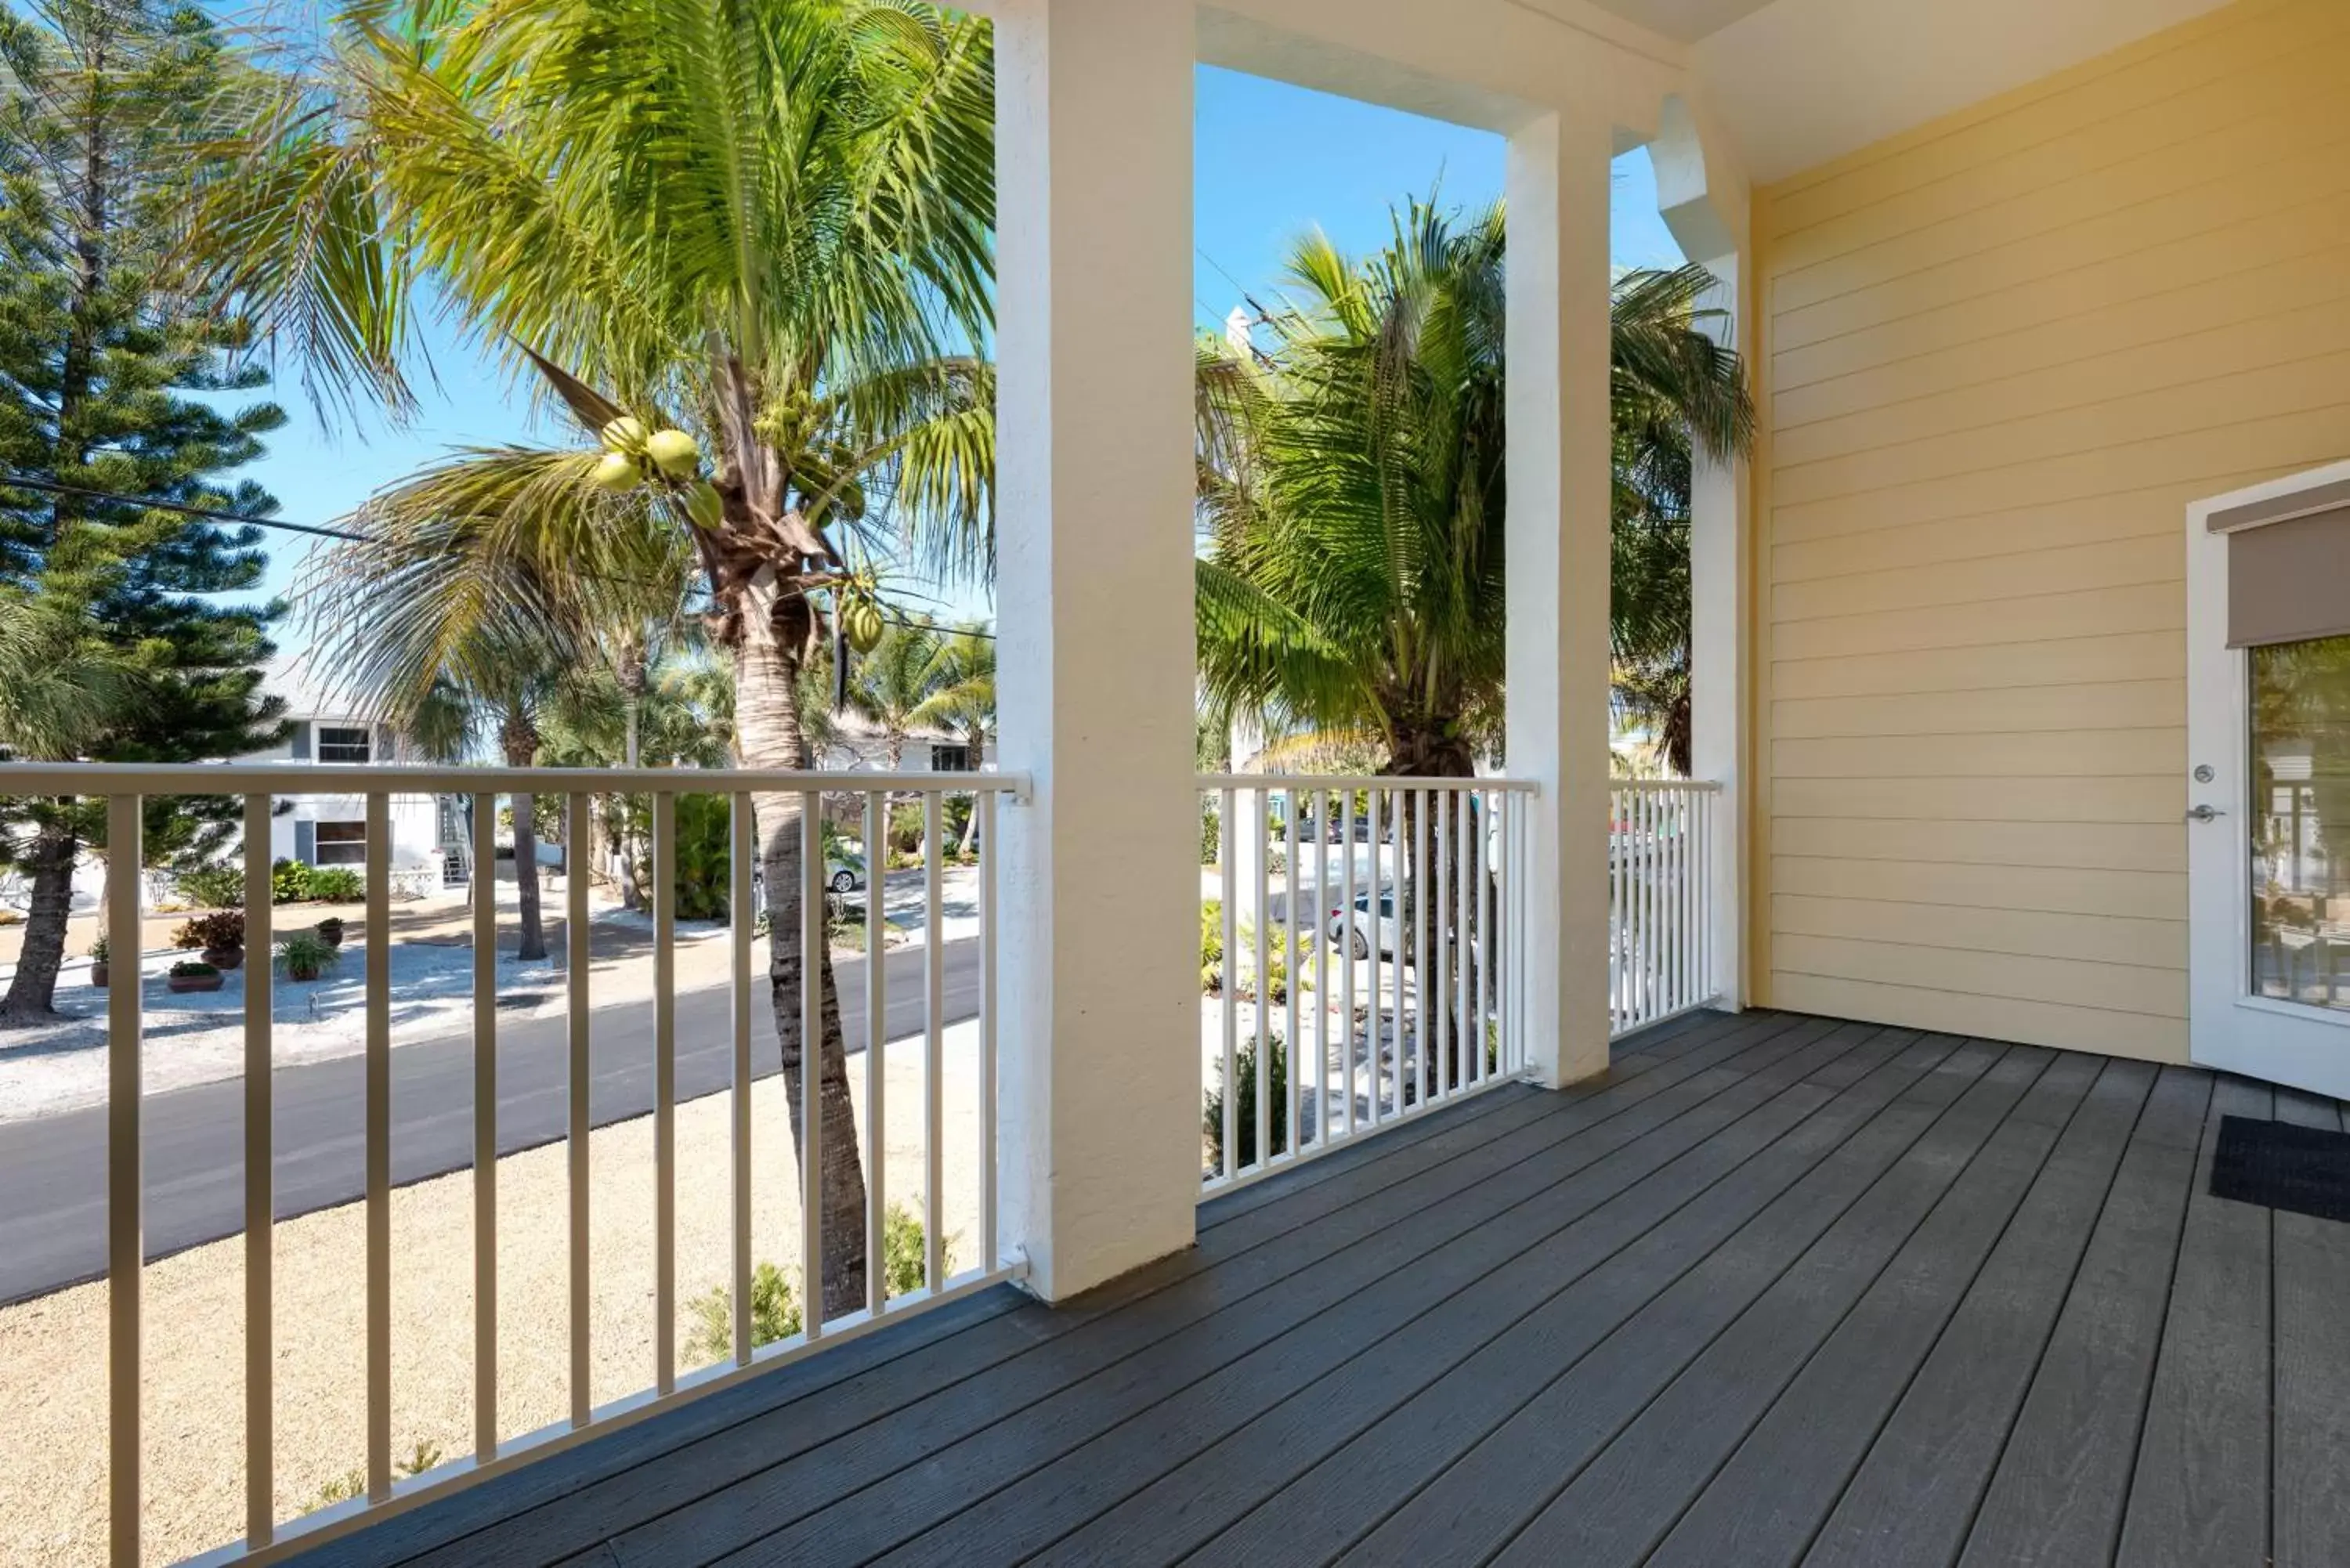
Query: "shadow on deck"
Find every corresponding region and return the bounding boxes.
[293,1008,2350,1567]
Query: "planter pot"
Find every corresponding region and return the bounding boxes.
[316,923,345,948]
[89,964,108,988]
[168,974,224,995]
[203,947,244,971]
[285,964,323,983]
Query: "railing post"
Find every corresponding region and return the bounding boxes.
[993,0,1202,1299]
[1506,107,1618,1089]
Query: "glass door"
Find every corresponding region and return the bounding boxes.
[2189,464,2350,1099]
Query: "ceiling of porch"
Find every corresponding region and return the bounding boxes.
[1571,0,2240,180]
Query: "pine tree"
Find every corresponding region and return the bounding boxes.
[0,0,286,1023]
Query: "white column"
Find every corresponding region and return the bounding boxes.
[1654,94,1753,1014]
[1689,258,1749,1011]
[993,0,1201,1302]
[1506,109,1617,1089]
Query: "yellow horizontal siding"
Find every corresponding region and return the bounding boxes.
[1755,0,2350,1064]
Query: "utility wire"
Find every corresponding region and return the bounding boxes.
[1,468,999,640]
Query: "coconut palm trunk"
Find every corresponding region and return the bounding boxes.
[501,710,549,963]
[737,569,869,1320]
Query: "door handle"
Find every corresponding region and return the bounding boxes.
[2187,804,2225,823]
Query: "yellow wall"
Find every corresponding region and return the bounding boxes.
[1750,0,2350,1061]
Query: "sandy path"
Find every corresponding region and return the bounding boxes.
[0,1024,985,1567]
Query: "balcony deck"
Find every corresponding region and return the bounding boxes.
[298,1008,2350,1568]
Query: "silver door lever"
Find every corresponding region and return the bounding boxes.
[2186,804,2225,822]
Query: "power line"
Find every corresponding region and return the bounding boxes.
[2,469,1000,638]
[1,472,373,543]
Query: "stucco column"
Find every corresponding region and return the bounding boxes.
[1689,261,1750,1011]
[1505,109,1617,1088]
[992,0,1201,1301]
[1654,95,1754,1014]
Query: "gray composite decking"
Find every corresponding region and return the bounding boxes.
[295,1009,2350,1568]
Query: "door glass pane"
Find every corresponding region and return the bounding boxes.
[2250,633,2350,1010]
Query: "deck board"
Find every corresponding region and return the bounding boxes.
[288,1010,2350,1568]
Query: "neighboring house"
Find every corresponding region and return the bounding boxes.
[815,710,986,775]
[227,659,444,880]
[222,658,447,889]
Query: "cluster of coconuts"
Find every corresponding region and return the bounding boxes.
[591,416,723,529]
[837,586,886,652]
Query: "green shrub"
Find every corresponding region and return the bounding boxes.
[882,1200,956,1299]
[1200,898,1224,992]
[672,794,732,920]
[276,930,341,981]
[303,1442,443,1514]
[175,864,244,909]
[1200,798,1220,865]
[685,1259,803,1366]
[168,960,219,979]
[172,911,246,951]
[307,866,365,903]
[1204,1034,1292,1171]
[270,858,313,905]
[682,1205,953,1366]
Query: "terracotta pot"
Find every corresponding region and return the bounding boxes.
[203,947,244,971]
[89,964,108,988]
[168,973,224,994]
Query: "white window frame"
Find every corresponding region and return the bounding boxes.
[313,819,368,865]
[316,726,373,764]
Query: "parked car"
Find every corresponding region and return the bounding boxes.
[827,852,864,894]
[1326,889,1400,959]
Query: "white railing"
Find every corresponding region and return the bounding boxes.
[1197,775,1538,1194]
[1610,779,1722,1037]
[0,763,1024,1568]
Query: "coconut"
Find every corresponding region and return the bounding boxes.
[591,451,642,492]
[645,428,700,479]
[599,416,649,455]
[682,479,723,530]
[842,598,886,652]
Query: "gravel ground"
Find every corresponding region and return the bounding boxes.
[0,1023,985,1568]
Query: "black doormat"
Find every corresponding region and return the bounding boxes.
[2210,1115,2350,1223]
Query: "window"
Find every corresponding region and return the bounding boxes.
[314,821,367,865]
[929,742,972,772]
[2249,633,2350,1013]
[316,726,372,764]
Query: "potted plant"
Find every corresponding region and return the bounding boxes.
[315,916,345,949]
[89,934,110,989]
[172,911,247,970]
[167,960,224,995]
[276,930,341,983]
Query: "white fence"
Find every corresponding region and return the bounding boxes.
[0,763,1022,1568]
[1610,779,1722,1036]
[1198,775,1538,1194]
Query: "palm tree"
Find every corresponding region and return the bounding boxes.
[912,623,994,849]
[1195,210,1749,775]
[1607,265,1749,775]
[1195,205,1751,1094]
[847,620,945,768]
[197,0,994,1317]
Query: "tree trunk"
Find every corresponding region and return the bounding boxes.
[0,817,81,1024]
[501,715,548,961]
[1384,726,1484,1104]
[736,567,870,1321]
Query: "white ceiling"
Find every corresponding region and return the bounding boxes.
[1578,0,1777,45]
[1586,0,2236,181]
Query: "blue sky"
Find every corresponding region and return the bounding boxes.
[239,65,1686,650]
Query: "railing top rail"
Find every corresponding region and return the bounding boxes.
[1197,772,1539,793]
[0,762,1030,796]
[1610,777,1723,793]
